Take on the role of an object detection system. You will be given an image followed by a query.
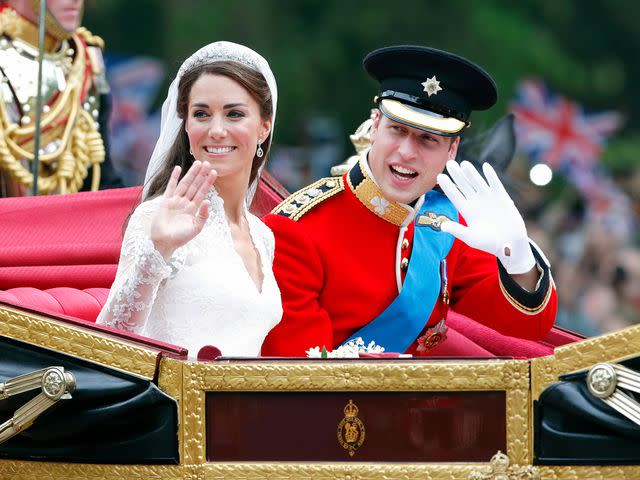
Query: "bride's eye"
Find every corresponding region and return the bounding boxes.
[227,110,246,119]
[192,110,208,118]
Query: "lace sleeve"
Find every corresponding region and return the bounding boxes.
[96,201,173,333]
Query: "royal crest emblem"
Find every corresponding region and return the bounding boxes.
[421,75,442,97]
[336,399,365,457]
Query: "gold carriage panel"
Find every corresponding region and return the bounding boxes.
[178,358,532,468]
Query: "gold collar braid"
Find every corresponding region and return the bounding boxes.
[0,32,105,194]
[0,7,61,51]
[347,156,414,226]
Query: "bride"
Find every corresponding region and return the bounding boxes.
[96,41,282,357]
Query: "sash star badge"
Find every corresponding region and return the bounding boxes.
[421,75,442,97]
[416,319,448,352]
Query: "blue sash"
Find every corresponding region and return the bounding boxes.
[342,190,456,353]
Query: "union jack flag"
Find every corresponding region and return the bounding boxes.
[511,78,632,238]
[511,78,622,169]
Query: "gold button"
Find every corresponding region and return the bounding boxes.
[400,258,409,271]
[401,238,410,250]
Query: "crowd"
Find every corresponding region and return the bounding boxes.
[512,158,640,337]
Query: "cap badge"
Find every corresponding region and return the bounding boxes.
[421,75,442,97]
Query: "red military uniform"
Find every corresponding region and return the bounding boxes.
[261,157,556,357]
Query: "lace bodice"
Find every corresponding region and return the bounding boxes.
[96,189,282,358]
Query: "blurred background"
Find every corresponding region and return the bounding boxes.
[85,0,640,337]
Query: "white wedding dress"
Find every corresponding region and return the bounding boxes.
[96,189,282,358]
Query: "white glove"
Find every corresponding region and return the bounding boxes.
[436,160,536,275]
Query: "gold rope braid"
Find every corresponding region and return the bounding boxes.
[0,33,104,194]
[62,108,104,193]
[75,27,105,50]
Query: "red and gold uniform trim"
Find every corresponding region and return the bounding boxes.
[272,176,345,221]
[346,158,412,227]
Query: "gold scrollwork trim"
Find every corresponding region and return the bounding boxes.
[183,363,206,466]
[0,461,184,479]
[531,324,640,400]
[194,360,529,392]
[531,355,557,402]
[554,324,640,371]
[0,305,158,379]
[202,463,478,480]
[158,357,183,405]
[537,466,640,479]
[200,463,636,480]
[1,462,640,480]
[506,383,530,465]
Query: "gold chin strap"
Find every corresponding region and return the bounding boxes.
[0,32,105,194]
[28,0,83,41]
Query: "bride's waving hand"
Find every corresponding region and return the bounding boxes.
[151,161,217,260]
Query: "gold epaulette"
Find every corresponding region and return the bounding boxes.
[271,177,345,221]
[75,27,105,50]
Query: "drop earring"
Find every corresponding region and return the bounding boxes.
[256,139,264,158]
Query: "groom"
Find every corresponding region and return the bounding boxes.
[261,45,557,356]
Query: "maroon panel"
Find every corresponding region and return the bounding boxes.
[206,391,506,462]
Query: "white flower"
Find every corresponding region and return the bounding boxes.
[370,196,390,215]
[306,346,322,358]
[306,337,385,358]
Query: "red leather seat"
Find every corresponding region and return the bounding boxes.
[0,287,107,322]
